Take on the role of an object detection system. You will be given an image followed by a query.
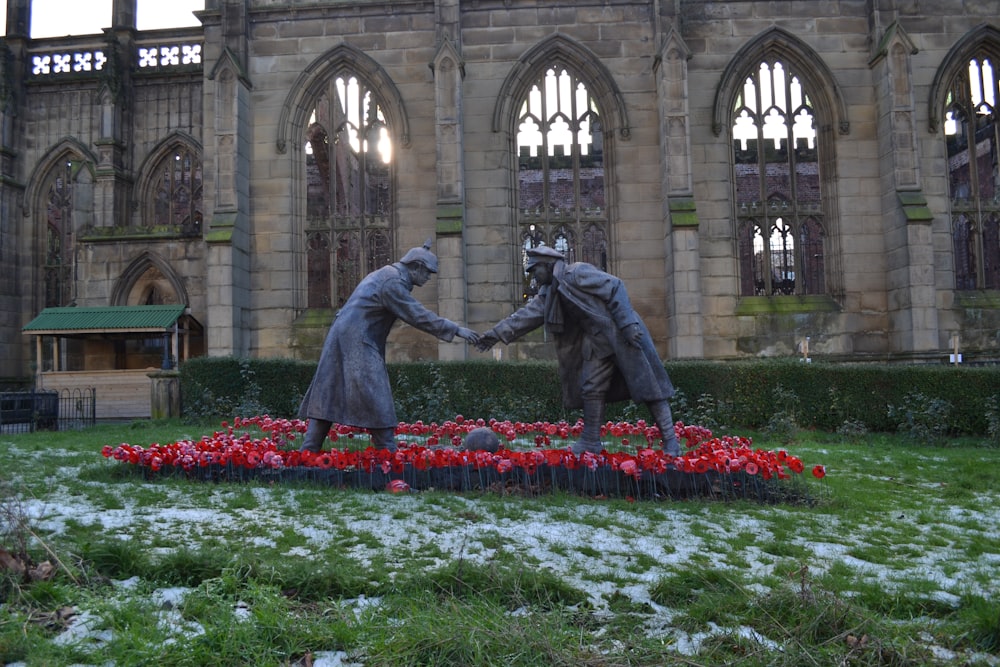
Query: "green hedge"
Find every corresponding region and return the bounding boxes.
[665,360,1000,434]
[178,357,1000,435]
[179,356,317,419]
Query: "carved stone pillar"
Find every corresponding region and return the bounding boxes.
[433,0,468,361]
[872,23,938,354]
[655,28,703,359]
[203,0,252,357]
[95,0,136,229]
[1,0,29,377]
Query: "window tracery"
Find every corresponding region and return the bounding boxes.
[304,75,393,309]
[733,60,825,297]
[44,160,75,307]
[517,66,607,300]
[944,54,1000,290]
[151,145,202,236]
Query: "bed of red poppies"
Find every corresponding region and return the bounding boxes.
[101,415,826,501]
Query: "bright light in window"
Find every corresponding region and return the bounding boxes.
[944,110,959,136]
[733,110,757,150]
[517,70,595,158]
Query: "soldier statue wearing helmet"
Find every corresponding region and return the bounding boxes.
[476,245,682,457]
[297,239,479,452]
[398,240,440,273]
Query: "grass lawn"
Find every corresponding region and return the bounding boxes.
[1,419,999,666]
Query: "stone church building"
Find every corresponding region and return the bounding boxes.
[2,0,999,384]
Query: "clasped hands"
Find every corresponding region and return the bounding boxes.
[463,325,641,351]
[455,327,498,351]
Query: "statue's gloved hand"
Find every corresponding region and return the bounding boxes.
[624,323,643,347]
[475,330,500,352]
[456,327,480,344]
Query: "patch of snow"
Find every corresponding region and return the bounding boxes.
[310,651,364,667]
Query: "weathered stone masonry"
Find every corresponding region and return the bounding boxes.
[1,0,999,381]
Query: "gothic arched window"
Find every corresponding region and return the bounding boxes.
[44,160,76,307]
[516,66,608,300]
[733,60,825,296]
[304,75,393,309]
[150,144,202,236]
[944,54,1000,290]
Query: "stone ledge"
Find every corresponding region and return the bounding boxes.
[735,295,841,315]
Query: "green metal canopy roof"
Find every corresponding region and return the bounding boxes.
[22,305,188,335]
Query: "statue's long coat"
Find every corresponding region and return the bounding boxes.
[491,261,674,409]
[298,263,459,428]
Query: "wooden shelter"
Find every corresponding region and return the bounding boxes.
[21,305,203,419]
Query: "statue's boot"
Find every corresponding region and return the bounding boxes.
[571,399,605,455]
[648,399,681,456]
[300,418,332,453]
[370,427,398,453]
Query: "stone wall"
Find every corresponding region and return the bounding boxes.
[1,0,1000,381]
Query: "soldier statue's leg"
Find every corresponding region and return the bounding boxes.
[369,427,398,452]
[647,399,681,456]
[571,356,615,456]
[300,418,332,453]
[571,398,606,455]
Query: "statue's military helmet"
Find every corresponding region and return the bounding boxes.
[399,238,438,273]
[525,245,566,270]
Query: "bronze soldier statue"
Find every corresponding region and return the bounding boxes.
[476,246,681,456]
[298,240,479,452]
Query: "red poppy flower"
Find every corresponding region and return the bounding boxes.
[102,415,828,498]
[543,450,564,466]
[387,479,410,493]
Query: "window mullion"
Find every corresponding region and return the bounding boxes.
[540,73,551,234]
[755,72,772,294]
[784,76,802,295]
[570,74,581,229]
[969,65,986,287]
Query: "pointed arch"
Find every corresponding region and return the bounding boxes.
[933,23,1000,290]
[928,23,1000,133]
[492,33,630,141]
[26,139,98,307]
[135,131,203,231]
[712,27,849,137]
[276,43,410,153]
[430,39,465,79]
[111,251,189,306]
[22,137,97,217]
[494,34,620,301]
[135,131,202,192]
[208,46,251,87]
[285,45,401,311]
[720,27,845,299]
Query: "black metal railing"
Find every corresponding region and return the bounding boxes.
[0,388,96,433]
